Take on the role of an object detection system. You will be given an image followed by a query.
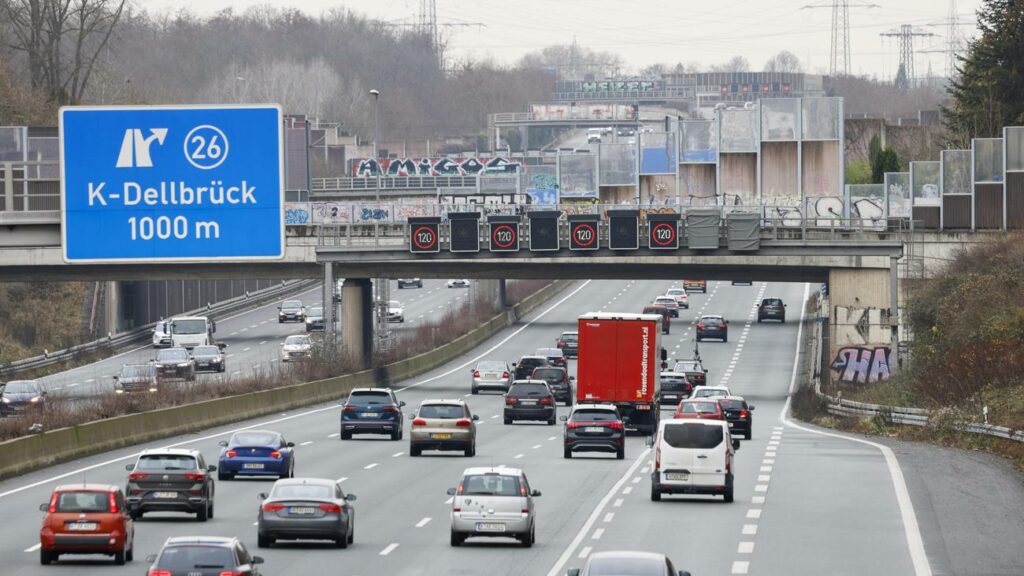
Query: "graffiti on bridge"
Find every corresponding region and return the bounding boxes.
[284,203,310,225]
[353,156,522,177]
[831,347,892,384]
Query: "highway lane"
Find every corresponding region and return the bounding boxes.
[35,279,467,399]
[0,278,988,576]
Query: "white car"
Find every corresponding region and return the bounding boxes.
[447,279,470,288]
[386,300,405,323]
[280,334,313,362]
[447,467,540,547]
[397,278,422,289]
[664,288,689,309]
[649,418,739,502]
[152,320,172,348]
[691,386,731,400]
[652,296,680,317]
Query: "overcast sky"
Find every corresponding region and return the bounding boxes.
[140,0,981,79]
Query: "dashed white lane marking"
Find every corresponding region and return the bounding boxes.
[533,444,543,450]
[603,512,614,523]
[379,543,399,556]
[755,485,769,492]
[491,414,499,419]
[613,498,624,507]
[260,340,267,345]
[300,441,314,446]
[548,436,557,441]
[84,378,95,383]
[738,542,755,554]
[591,528,604,540]
[631,476,642,484]
[67,383,81,388]
[732,560,750,574]
[757,475,771,482]
[243,347,251,352]
[328,432,340,438]
[415,517,431,528]
[364,463,379,470]
[514,453,524,459]
[622,486,633,495]
[392,452,404,457]
[336,477,348,483]
[232,371,242,376]
[763,459,775,465]
[578,546,592,559]
[24,543,41,552]
[752,496,766,504]
[746,509,762,519]
[240,328,248,333]
[742,524,758,535]
[445,497,453,504]
[760,466,772,472]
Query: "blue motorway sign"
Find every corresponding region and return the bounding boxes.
[60,105,284,262]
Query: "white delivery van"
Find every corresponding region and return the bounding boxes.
[649,418,739,502]
[168,316,216,349]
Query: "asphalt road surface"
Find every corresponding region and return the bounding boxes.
[1,280,1018,575]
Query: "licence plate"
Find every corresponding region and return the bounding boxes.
[432,433,452,440]
[243,463,265,469]
[665,473,690,481]
[728,422,735,427]
[584,427,605,433]
[520,400,537,405]
[153,492,177,499]
[66,522,97,531]
[290,507,316,515]
[363,412,380,418]
[476,522,506,532]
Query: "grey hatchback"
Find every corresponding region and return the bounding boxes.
[257,478,356,549]
[125,449,216,521]
[147,536,263,576]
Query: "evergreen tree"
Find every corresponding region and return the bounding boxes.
[943,0,1024,145]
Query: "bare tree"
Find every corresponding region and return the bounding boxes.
[763,50,802,73]
[518,43,622,80]
[1,0,126,104]
[709,56,750,73]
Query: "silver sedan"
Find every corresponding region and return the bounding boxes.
[470,360,512,394]
[257,478,356,549]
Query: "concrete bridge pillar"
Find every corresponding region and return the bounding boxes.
[826,263,899,386]
[342,278,373,369]
[498,278,508,309]
[104,281,121,334]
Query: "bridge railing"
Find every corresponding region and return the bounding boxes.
[1,161,61,212]
[312,175,480,192]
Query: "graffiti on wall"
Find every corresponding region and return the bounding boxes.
[284,202,310,225]
[353,156,522,177]
[526,172,558,205]
[831,347,892,384]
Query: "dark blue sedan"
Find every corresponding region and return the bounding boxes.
[217,430,295,480]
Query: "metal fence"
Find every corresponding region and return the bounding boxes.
[1,161,61,211]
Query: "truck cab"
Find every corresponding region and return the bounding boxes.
[168,316,215,350]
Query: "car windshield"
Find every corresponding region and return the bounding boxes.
[308,307,323,316]
[518,358,546,367]
[702,316,724,324]
[282,301,302,309]
[537,348,563,357]
[120,365,155,377]
[586,556,666,575]
[720,399,746,411]
[673,361,701,372]
[171,319,206,335]
[681,401,719,414]
[3,380,39,394]
[461,474,521,496]
[285,335,309,346]
[510,383,549,396]
[157,546,234,570]
[532,368,565,383]
[230,432,280,446]
[655,297,675,304]
[695,389,727,398]
[662,375,688,387]
[763,298,783,305]
[136,454,198,471]
[559,333,578,343]
[418,404,465,419]
[663,423,724,449]
[571,409,618,422]
[348,391,393,405]
[388,300,401,307]
[272,484,333,499]
[156,349,188,362]
[476,361,507,371]
[55,491,110,513]
[667,289,685,296]
[193,346,219,356]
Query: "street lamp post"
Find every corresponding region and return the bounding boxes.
[368,88,389,347]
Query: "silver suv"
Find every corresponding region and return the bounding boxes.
[447,467,541,548]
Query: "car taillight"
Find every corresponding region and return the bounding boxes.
[655,445,661,471]
[472,370,481,379]
[739,410,749,419]
[148,571,172,576]
[225,450,237,458]
[412,418,427,426]
[609,421,624,430]
[319,503,342,513]
[262,502,284,512]
[128,472,148,481]
[557,341,565,348]
[183,472,205,482]
[505,396,518,405]
[697,324,705,329]
[456,419,472,427]
[343,405,357,412]
[108,492,119,513]
[719,324,726,329]
[47,492,58,513]
[501,371,510,379]
[382,405,398,413]
[219,571,245,576]
[539,396,553,405]
[565,421,579,429]
[270,451,282,459]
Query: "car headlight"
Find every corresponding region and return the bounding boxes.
[30,396,41,403]
[1,397,9,404]
[177,363,191,367]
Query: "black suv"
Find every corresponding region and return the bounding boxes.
[277,300,305,323]
[556,331,579,358]
[341,388,406,440]
[191,345,226,373]
[504,380,556,425]
[531,367,574,406]
[147,536,263,576]
[125,449,216,521]
[512,356,550,380]
[152,347,196,381]
[719,395,756,439]
[561,404,625,460]
[758,298,786,323]
[659,372,693,405]
[397,278,423,289]
[672,359,708,388]
[695,315,728,342]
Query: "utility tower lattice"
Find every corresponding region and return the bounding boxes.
[801,1,878,76]
[418,0,439,55]
[880,25,938,91]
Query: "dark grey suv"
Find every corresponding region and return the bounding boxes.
[125,449,216,521]
[147,536,263,576]
[504,381,556,425]
[757,298,786,323]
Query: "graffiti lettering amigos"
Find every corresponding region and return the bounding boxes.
[831,347,891,384]
[353,156,522,177]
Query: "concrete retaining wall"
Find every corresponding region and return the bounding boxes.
[0,280,573,481]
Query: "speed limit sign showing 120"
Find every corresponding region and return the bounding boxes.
[408,217,441,253]
[647,214,681,250]
[487,216,520,253]
[568,215,600,251]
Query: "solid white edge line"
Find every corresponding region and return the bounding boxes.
[780,282,932,576]
[545,446,650,576]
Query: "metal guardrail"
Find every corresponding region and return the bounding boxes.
[312,175,479,192]
[0,279,320,379]
[808,305,1024,443]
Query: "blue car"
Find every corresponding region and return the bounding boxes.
[217,430,295,480]
[341,388,406,440]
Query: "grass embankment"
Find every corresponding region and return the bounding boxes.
[0,283,90,364]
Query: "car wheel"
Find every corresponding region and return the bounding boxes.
[40,549,55,565]
[114,548,126,565]
[724,336,728,343]
[450,529,465,547]
[563,447,572,459]
[390,428,401,441]
[340,431,351,440]
[520,525,535,548]
[651,483,662,502]
[335,533,349,549]
[465,443,475,457]
[257,532,273,548]
[724,485,735,503]
[208,500,214,519]
[696,336,702,342]
[126,541,134,562]
[471,386,478,395]
[129,509,142,520]
[757,317,762,323]
[616,447,625,460]
[745,430,752,440]
[217,471,232,481]
[504,417,513,425]
[197,503,209,522]
[547,417,556,426]
[410,445,421,457]
[348,524,355,544]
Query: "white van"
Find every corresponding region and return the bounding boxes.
[648,419,739,502]
[167,316,216,349]
[586,128,602,143]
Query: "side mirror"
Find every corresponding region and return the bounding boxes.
[569,376,575,381]
[645,436,654,448]
[145,554,157,563]
[125,464,135,471]
[732,439,741,450]
[530,490,542,497]
[568,570,581,576]
[409,413,417,419]
[112,376,119,381]
[286,442,295,448]
[679,572,692,576]
[472,414,480,421]
[622,416,630,424]
[217,342,228,349]
[725,320,730,324]
[511,362,517,367]
[446,488,457,496]
[277,306,282,310]
[218,440,228,447]
[280,343,285,347]
[39,503,48,512]
[399,401,406,407]
[345,494,357,501]
[749,405,756,411]
[703,369,709,374]
[257,493,268,500]
[207,465,217,472]
[661,348,668,361]
[252,556,265,565]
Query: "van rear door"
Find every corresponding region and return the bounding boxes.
[661,421,726,487]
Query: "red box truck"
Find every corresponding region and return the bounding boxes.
[577,312,665,434]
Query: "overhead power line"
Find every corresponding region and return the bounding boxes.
[801,1,878,76]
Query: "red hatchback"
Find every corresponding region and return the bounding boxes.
[39,484,134,565]
[672,399,726,421]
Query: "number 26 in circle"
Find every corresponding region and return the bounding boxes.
[184,124,230,170]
